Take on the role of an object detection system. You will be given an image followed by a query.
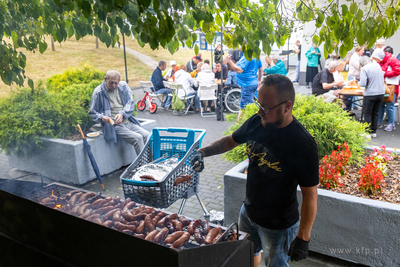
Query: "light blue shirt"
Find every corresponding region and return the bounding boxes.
[236,55,262,87]
[264,60,287,76]
[359,61,385,96]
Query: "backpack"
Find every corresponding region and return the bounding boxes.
[171,85,186,111]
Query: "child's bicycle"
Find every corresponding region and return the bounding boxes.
[137,91,158,114]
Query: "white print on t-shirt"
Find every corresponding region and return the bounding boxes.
[246,143,281,172]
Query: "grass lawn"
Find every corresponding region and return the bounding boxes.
[0,35,208,98]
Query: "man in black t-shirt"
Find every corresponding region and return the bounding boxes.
[312,61,345,102]
[191,74,319,267]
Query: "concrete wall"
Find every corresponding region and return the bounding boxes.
[7,119,156,185]
[224,160,400,266]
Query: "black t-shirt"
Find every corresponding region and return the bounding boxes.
[232,115,319,230]
[215,65,228,80]
[312,68,334,96]
[298,45,301,61]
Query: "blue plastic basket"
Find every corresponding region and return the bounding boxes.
[120,127,206,208]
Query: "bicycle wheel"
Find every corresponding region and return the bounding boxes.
[149,102,158,114]
[224,88,241,113]
[137,100,146,111]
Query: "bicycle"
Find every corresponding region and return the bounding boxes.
[137,91,158,114]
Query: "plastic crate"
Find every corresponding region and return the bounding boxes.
[120,128,206,208]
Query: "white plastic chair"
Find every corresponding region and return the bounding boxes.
[170,83,195,116]
[198,84,218,117]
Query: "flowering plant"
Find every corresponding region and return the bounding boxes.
[358,155,386,195]
[319,142,352,189]
[370,145,392,176]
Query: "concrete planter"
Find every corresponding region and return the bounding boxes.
[7,119,156,185]
[224,160,400,266]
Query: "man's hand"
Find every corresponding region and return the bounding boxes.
[102,116,111,123]
[114,113,123,124]
[191,151,204,172]
[288,237,309,262]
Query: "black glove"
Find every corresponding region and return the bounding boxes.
[288,236,309,262]
[191,151,204,172]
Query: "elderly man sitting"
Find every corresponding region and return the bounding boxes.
[312,61,346,103]
[264,54,287,76]
[151,60,172,108]
[89,70,149,156]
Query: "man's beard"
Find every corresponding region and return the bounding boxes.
[261,118,283,129]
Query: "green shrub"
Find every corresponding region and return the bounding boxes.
[0,82,92,157]
[223,94,368,164]
[46,63,105,92]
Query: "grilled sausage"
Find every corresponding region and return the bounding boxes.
[77,203,91,216]
[153,227,169,244]
[201,220,210,236]
[112,210,122,221]
[171,220,183,231]
[131,213,147,221]
[212,233,223,244]
[165,222,175,234]
[86,214,101,222]
[65,190,81,200]
[103,220,114,227]
[136,220,145,234]
[140,175,156,181]
[122,201,136,214]
[109,196,121,206]
[187,219,202,235]
[145,229,159,242]
[69,192,83,206]
[157,213,179,227]
[135,234,146,239]
[144,215,155,231]
[90,199,105,209]
[40,198,54,205]
[122,211,136,221]
[204,227,222,244]
[122,229,135,235]
[173,175,191,186]
[92,206,115,215]
[178,216,191,227]
[172,232,190,248]
[79,192,96,203]
[227,229,237,241]
[131,205,146,215]
[194,228,205,245]
[103,208,120,221]
[78,208,92,219]
[114,222,136,232]
[164,231,185,244]
[93,218,103,224]
[152,211,167,225]
[127,221,140,227]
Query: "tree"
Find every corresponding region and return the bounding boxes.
[1,0,400,88]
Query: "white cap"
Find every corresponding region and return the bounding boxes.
[170,60,177,66]
[371,49,385,61]
[376,39,385,46]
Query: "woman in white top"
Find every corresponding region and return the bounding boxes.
[174,65,200,112]
[195,63,216,112]
[348,46,365,109]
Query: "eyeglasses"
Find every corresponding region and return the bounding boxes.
[254,100,288,115]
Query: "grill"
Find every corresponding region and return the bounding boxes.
[0,178,253,267]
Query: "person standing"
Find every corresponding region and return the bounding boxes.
[358,55,385,138]
[305,43,321,88]
[191,74,318,267]
[226,53,263,121]
[214,44,224,63]
[348,45,365,110]
[376,47,400,132]
[293,40,301,83]
[89,70,149,155]
[151,60,172,108]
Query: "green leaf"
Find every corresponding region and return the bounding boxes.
[341,5,348,16]
[186,39,192,48]
[194,44,199,56]
[28,78,34,89]
[386,7,395,19]
[312,35,320,45]
[215,14,222,27]
[350,3,358,14]
[355,10,363,21]
[11,31,19,49]
[39,41,47,54]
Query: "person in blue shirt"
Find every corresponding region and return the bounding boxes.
[264,54,287,76]
[151,60,172,108]
[305,44,321,88]
[227,53,263,120]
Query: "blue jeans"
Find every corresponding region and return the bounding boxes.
[155,88,172,108]
[378,93,397,125]
[187,92,200,110]
[240,84,258,109]
[238,205,300,267]
[294,61,300,82]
